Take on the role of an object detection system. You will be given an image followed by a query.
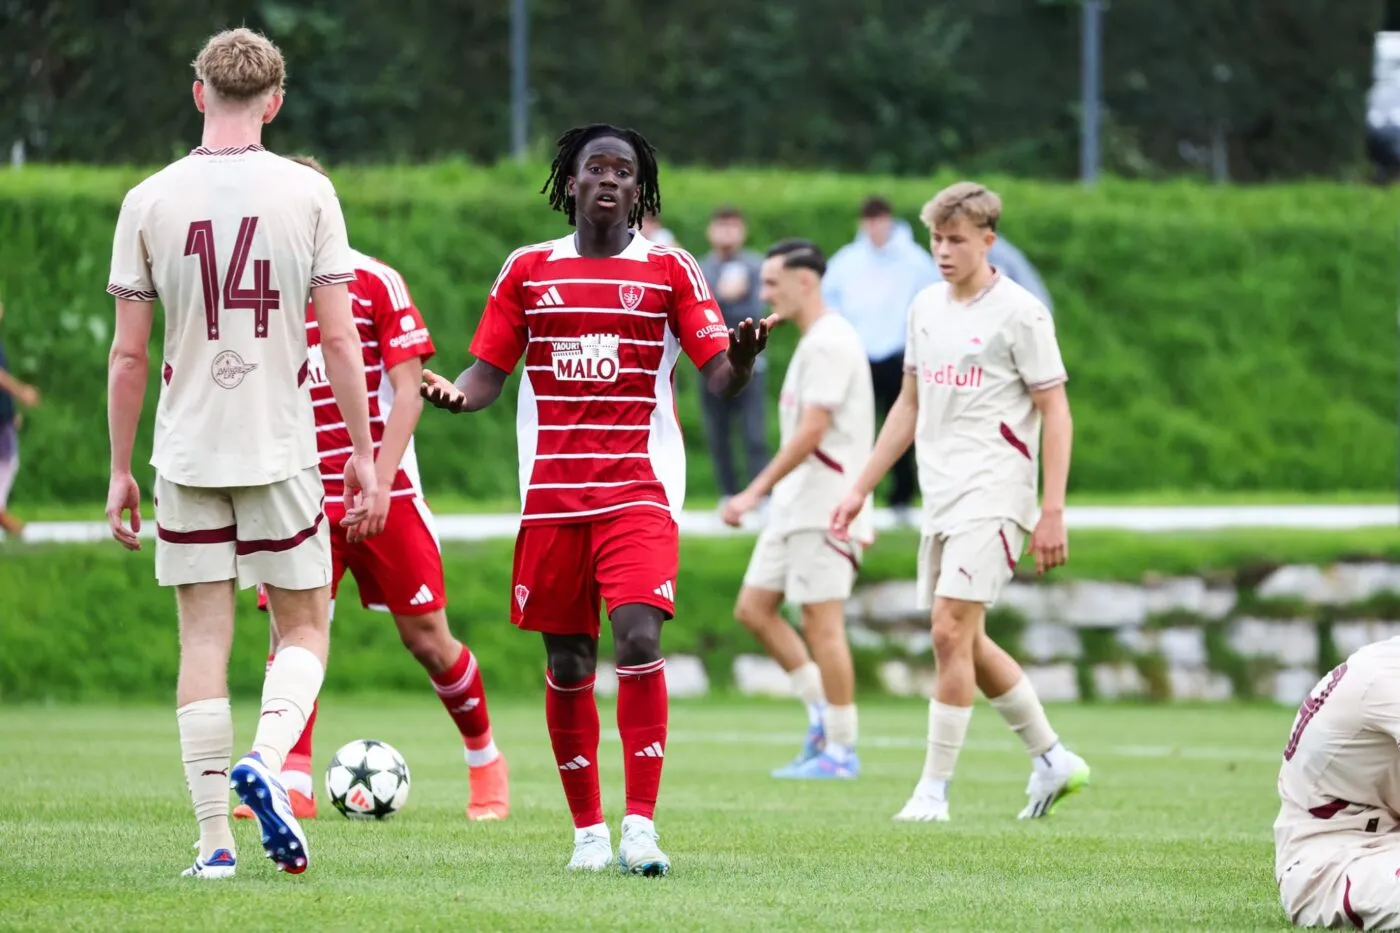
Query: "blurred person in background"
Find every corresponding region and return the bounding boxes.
[0,297,41,537]
[699,205,770,508]
[640,209,677,246]
[989,236,1053,314]
[822,196,940,525]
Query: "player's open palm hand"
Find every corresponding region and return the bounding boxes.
[105,471,142,551]
[1029,509,1068,575]
[829,488,867,542]
[421,368,466,413]
[727,317,771,366]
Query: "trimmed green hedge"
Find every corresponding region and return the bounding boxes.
[4,526,1399,702]
[1,165,1397,506]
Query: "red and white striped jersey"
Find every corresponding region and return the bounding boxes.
[469,233,731,525]
[304,249,436,505]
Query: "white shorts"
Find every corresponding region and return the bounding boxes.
[916,519,1026,609]
[153,466,331,591]
[742,528,862,604]
[1279,844,1400,930]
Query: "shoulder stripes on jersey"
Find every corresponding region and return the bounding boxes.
[353,253,413,311]
[653,246,713,302]
[310,272,355,287]
[490,243,555,297]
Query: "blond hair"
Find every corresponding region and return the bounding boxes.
[192,28,286,102]
[286,154,329,177]
[920,181,1002,232]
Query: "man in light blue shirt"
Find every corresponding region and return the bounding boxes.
[822,196,940,520]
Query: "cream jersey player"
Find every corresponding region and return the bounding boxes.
[901,271,1066,608]
[1275,638,1400,930]
[106,145,355,590]
[745,312,876,604]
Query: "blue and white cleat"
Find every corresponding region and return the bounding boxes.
[230,753,310,874]
[617,815,670,877]
[770,724,826,777]
[772,748,860,780]
[181,848,236,879]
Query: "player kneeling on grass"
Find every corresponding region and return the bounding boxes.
[1275,640,1400,930]
[722,239,876,780]
[230,155,508,824]
[830,181,1089,823]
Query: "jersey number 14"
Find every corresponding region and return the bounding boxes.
[184,217,280,341]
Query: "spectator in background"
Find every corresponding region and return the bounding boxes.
[823,196,940,524]
[0,298,41,537]
[989,236,1053,314]
[698,205,770,507]
[641,209,677,246]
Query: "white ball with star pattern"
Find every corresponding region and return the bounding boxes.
[325,739,411,820]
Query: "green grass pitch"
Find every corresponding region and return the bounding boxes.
[2,697,1294,931]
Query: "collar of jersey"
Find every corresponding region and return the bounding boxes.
[190,144,267,157]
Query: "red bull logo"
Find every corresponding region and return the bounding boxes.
[923,364,984,388]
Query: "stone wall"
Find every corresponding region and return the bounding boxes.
[629,562,1400,705]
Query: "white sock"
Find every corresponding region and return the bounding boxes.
[576,822,609,841]
[923,701,973,786]
[177,698,236,860]
[621,813,654,835]
[824,703,858,753]
[252,646,324,775]
[465,741,500,768]
[988,676,1061,761]
[789,661,827,727]
[280,769,314,798]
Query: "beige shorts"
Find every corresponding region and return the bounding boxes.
[916,519,1026,609]
[742,528,862,604]
[1279,844,1400,930]
[153,466,331,591]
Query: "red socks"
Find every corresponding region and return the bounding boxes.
[546,670,604,828]
[617,659,668,821]
[430,645,495,759]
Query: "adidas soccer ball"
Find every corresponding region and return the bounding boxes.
[325,739,411,820]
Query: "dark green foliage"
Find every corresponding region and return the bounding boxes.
[2,1,1381,180]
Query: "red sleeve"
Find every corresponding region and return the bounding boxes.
[362,266,435,371]
[665,248,730,370]
[468,247,532,373]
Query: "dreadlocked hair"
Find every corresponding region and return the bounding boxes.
[540,123,661,228]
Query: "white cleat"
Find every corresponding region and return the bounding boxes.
[893,793,950,822]
[566,825,613,872]
[617,814,671,877]
[1019,751,1091,819]
[181,848,236,879]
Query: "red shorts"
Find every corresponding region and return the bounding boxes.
[510,506,679,639]
[257,496,446,617]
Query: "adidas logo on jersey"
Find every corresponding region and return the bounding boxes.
[409,585,434,607]
[653,580,675,601]
[559,755,591,771]
[633,741,664,759]
[535,286,565,307]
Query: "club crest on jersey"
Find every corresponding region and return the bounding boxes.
[211,350,258,389]
[619,283,645,311]
[551,334,620,382]
[514,584,529,611]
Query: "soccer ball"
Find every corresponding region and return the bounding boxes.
[325,739,411,820]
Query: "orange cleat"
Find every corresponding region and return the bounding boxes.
[466,755,510,821]
[233,787,317,821]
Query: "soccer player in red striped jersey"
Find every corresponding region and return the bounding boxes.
[236,155,510,824]
[422,124,772,876]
